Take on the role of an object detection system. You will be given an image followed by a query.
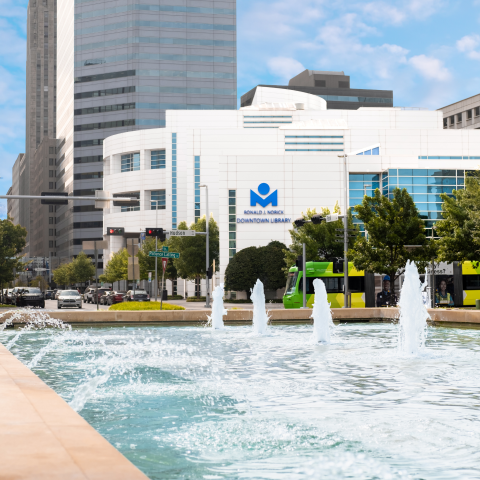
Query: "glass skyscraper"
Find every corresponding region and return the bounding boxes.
[56,0,237,263]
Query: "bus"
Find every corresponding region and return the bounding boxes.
[283,261,373,309]
[283,260,480,309]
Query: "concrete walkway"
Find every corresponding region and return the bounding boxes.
[0,344,149,480]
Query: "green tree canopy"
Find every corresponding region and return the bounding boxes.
[100,248,128,284]
[284,204,358,271]
[225,241,288,297]
[71,252,95,283]
[53,262,74,287]
[436,172,480,265]
[0,218,27,287]
[138,237,177,282]
[349,188,436,286]
[169,216,219,280]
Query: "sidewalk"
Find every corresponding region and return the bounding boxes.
[166,299,285,310]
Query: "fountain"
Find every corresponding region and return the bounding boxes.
[311,278,334,343]
[398,260,430,355]
[251,279,269,334]
[209,284,227,330]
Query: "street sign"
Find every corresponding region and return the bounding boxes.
[165,230,195,237]
[335,234,357,238]
[326,214,339,222]
[149,251,180,259]
[162,258,168,273]
[335,229,357,232]
[128,264,140,279]
[140,232,146,241]
[83,240,108,250]
[162,246,169,252]
[148,272,152,283]
[35,268,47,272]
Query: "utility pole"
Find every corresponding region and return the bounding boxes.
[200,185,211,308]
[94,240,99,311]
[155,201,159,302]
[339,154,350,308]
[301,242,307,309]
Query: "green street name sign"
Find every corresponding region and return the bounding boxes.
[149,251,180,259]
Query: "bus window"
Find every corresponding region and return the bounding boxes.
[285,272,298,295]
[463,275,480,290]
[299,277,343,294]
[349,277,365,293]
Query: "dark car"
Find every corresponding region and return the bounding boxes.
[124,290,150,302]
[13,288,45,308]
[92,288,111,304]
[45,290,54,300]
[105,291,127,305]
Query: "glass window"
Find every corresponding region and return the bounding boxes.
[121,153,140,172]
[229,206,236,214]
[398,169,413,176]
[389,169,397,176]
[372,147,379,155]
[119,191,140,212]
[151,150,166,169]
[151,190,166,210]
[463,275,480,290]
[428,169,456,177]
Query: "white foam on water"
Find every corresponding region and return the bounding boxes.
[69,373,111,412]
[208,284,227,330]
[398,261,430,355]
[311,278,334,344]
[251,280,269,335]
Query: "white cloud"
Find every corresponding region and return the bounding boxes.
[409,54,451,81]
[456,34,480,60]
[361,0,445,24]
[267,57,305,81]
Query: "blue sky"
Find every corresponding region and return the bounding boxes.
[2,0,480,218]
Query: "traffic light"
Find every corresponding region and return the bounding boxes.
[294,217,306,228]
[311,214,325,225]
[333,258,345,273]
[296,256,303,271]
[107,227,125,236]
[146,228,166,241]
[207,266,213,279]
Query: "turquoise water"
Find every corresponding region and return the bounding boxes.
[3,323,480,479]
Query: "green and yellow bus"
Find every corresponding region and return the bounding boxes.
[283,261,373,309]
[283,260,480,309]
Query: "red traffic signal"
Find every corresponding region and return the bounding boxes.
[146,228,165,241]
[107,227,125,236]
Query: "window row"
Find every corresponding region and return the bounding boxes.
[75,36,236,53]
[229,190,236,257]
[115,191,166,213]
[444,107,480,127]
[121,151,166,172]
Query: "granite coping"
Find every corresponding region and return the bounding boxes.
[0,344,149,480]
[2,307,480,325]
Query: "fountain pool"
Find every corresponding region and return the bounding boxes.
[3,323,480,480]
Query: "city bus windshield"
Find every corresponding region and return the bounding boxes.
[285,272,298,295]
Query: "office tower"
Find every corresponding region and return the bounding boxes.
[16,0,57,257]
[7,154,23,224]
[56,0,237,265]
[241,69,393,110]
[439,94,480,130]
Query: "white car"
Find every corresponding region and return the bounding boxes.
[57,290,82,309]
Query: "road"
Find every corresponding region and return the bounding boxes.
[37,299,286,312]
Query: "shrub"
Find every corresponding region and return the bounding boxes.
[109,301,185,311]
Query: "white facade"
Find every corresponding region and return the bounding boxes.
[103,87,480,295]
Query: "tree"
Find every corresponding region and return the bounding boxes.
[436,172,480,265]
[100,249,128,284]
[224,246,261,298]
[169,216,219,297]
[284,205,358,271]
[71,252,95,284]
[349,188,436,290]
[31,276,48,291]
[225,241,288,298]
[53,262,74,288]
[0,218,27,295]
[137,237,178,293]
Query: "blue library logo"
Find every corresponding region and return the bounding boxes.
[250,183,278,207]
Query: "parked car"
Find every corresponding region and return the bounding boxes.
[99,291,110,305]
[124,290,150,302]
[83,286,109,303]
[45,290,54,300]
[105,291,127,306]
[12,288,45,308]
[55,290,63,300]
[57,290,82,309]
[5,289,16,304]
[2,289,13,304]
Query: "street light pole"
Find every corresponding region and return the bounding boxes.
[155,200,159,302]
[199,185,210,308]
[363,184,371,241]
[339,154,350,308]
